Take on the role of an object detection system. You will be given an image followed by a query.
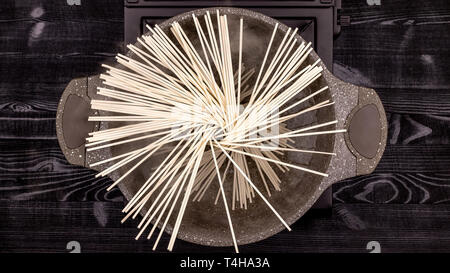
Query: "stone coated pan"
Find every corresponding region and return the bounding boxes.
[56,8,387,248]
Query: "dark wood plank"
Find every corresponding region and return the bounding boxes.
[378,89,450,115]
[1,139,450,202]
[333,173,450,204]
[386,113,450,144]
[0,140,121,201]
[1,201,450,253]
[2,92,450,141]
[376,145,450,172]
[0,1,123,85]
[335,0,450,115]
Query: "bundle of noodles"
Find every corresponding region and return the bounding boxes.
[86,10,344,252]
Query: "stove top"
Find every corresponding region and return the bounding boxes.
[123,0,348,209]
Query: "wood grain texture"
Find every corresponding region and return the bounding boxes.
[0,0,450,252]
[0,140,121,201]
[334,173,450,204]
[331,0,450,207]
[334,0,450,114]
[1,201,450,253]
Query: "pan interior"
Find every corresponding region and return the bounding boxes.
[106,8,335,246]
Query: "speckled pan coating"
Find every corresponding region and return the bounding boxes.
[56,7,387,248]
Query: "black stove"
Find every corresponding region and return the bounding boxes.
[123,0,348,209]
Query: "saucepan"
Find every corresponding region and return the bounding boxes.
[56,7,387,247]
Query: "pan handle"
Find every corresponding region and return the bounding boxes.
[343,85,387,176]
[56,75,102,171]
[323,68,387,181]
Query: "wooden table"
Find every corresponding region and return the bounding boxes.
[1,0,450,253]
